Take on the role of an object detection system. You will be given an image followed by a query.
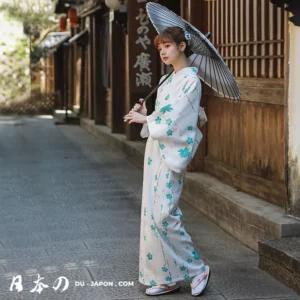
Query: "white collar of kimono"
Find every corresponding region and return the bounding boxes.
[173,66,198,75]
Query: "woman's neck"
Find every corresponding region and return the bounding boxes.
[173,56,189,74]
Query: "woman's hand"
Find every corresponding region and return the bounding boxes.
[133,99,147,116]
[124,111,147,124]
[123,98,148,124]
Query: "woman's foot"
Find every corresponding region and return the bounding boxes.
[145,282,180,296]
[190,265,211,296]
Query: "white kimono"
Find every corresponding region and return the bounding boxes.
[139,67,205,286]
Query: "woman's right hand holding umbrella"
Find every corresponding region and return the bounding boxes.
[124,99,147,123]
[133,99,147,116]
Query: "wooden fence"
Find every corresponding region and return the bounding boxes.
[206,0,285,78]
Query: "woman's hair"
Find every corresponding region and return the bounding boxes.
[154,26,192,57]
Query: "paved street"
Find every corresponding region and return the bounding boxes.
[0,115,299,300]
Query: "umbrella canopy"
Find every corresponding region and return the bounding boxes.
[146,2,241,100]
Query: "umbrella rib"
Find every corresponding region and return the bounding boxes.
[149,16,181,25]
[215,60,232,99]
[148,5,183,21]
[212,59,227,98]
[148,9,185,27]
[218,63,235,99]
[221,64,237,100]
[222,66,240,99]
[220,65,239,99]
[204,55,208,84]
[190,54,199,65]
[148,19,185,33]
[211,58,220,94]
[224,68,239,98]
[198,55,205,72]
[149,15,184,26]
[209,53,213,90]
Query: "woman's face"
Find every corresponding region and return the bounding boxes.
[158,41,183,65]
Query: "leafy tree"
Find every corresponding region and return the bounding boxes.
[0,0,56,38]
[0,37,30,101]
[0,0,56,102]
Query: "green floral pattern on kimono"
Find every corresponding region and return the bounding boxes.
[186,137,194,144]
[192,249,200,260]
[150,280,156,286]
[166,130,173,136]
[178,147,191,158]
[162,221,169,227]
[182,84,192,94]
[166,118,172,126]
[160,104,173,114]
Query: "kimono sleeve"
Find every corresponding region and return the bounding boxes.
[140,123,149,138]
[146,76,203,173]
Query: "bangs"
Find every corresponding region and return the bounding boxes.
[154,34,173,50]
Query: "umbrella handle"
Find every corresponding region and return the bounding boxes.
[140,70,174,105]
[123,71,174,122]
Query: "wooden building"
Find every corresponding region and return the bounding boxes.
[192,1,286,207]
[49,0,300,221]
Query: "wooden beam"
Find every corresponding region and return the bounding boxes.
[204,157,286,207]
[94,10,107,124]
[186,0,206,172]
[110,21,126,133]
[87,16,94,119]
[203,78,285,105]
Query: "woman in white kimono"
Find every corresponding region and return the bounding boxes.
[124,26,210,297]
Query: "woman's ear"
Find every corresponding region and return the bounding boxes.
[179,41,186,52]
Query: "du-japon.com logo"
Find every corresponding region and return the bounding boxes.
[10,274,135,295]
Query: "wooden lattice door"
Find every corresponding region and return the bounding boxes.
[198,0,287,206]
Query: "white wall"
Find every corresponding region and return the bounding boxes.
[287,22,300,216]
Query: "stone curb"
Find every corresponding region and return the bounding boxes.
[258,237,300,294]
[80,118,300,252]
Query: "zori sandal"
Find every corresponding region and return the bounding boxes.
[190,265,211,296]
[145,282,180,296]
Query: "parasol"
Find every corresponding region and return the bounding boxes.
[145,2,241,100]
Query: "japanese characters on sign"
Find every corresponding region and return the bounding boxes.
[134,0,152,88]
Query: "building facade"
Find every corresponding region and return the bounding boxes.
[42,0,300,249]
